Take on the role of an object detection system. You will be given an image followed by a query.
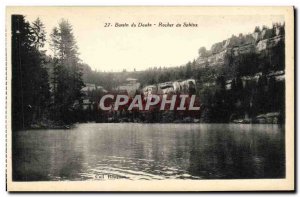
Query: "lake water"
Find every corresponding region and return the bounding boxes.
[12,123,285,181]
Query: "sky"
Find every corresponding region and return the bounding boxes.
[15,7,285,72]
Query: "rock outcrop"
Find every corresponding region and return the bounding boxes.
[196,24,285,67]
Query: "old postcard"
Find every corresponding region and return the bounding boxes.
[6,6,294,191]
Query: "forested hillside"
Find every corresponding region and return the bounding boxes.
[82,23,285,123]
[11,14,285,129]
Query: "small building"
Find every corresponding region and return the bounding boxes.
[116,78,141,97]
[81,83,96,92]
[126,78,138,84]
[81,83,108,95]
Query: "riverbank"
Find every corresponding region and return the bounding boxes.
[30,119,73,129]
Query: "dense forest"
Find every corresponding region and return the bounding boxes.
[81,23,285,124]
[12,15,85,130]
[11,15,285,130]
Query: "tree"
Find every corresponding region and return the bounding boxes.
[262,25,268,31]
[31,17,46,49]
[50,27,60,57]
[12,15,50,130]
[50,19,84,122]
[198,47,207,57]
[185,61,192,78]
[30,17,51,120]
[254,26,261,33]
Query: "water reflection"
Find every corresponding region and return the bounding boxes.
[13,123,285,181]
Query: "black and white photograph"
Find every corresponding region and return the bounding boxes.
[6,6,294,191]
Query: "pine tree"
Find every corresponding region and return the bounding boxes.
[12,15,50,130]
[50,19,84,122]
[30,18,51,120]
[31,17,46,49]
[185,61,192,78]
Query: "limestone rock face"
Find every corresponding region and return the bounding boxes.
[196,27,285,67]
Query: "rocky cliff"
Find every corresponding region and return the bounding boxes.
[196,24,285,68]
